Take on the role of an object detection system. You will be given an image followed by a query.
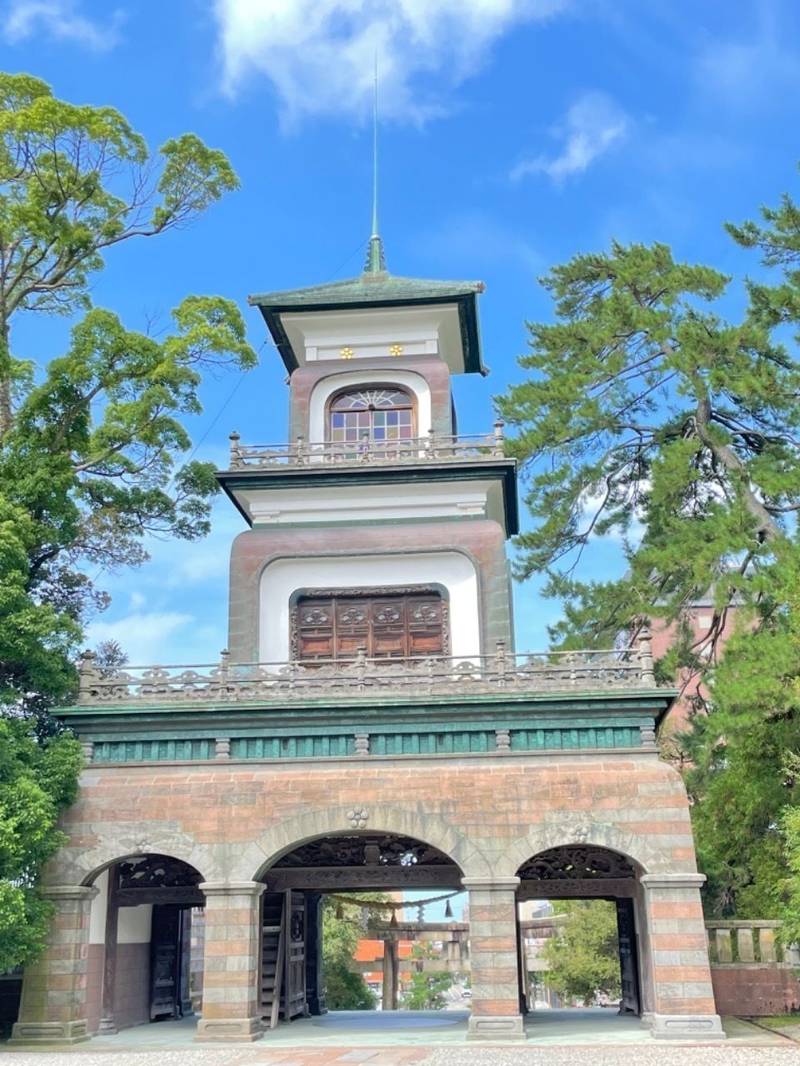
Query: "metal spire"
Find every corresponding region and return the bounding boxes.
[364,54,386,275]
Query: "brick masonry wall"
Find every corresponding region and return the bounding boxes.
[288,356,455,441]
[227,518,513,661]
[711,966,800,1016]
[31,751,723,1036]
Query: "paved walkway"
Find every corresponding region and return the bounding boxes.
[3,1009,797,1064]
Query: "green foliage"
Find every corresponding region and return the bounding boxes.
[497,225,800,652]
[780,804,800,947]
[0,72,256,711]
[0,73,254,967]
[0,718,82,971]
[542,901,621,1005]
[321,897,381,1010]
[400,943,455,1010]
[497,163,800,923]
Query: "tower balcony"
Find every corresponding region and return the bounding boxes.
[226,423,507,471]
[75,638,659,708]
[64,636,673,766]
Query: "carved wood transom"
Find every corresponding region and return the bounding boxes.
[517,845,636,882]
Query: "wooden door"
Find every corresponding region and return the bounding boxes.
[150,904,180,1021]
[283,892,307,1019]
[616,898,641,1015]
[295,592,445,661]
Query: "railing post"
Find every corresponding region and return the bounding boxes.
[714,927,732,963]
[355,646,367,691]
[426,427,436,458]
[228,430,242,468]
[736,926,755,962]
[494,640,508,686]
[296,435,307,465]
[354,732,370,756]
[493,419,505,456]
[77,650,98,701]
[638,626,655,685]
[219,648,230,695]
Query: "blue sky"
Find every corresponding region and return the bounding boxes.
[4,0,800,663]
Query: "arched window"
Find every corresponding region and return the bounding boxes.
[328,386,415,444]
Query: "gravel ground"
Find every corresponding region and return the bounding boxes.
[420,1047,800,1066]
[4,1046,800,1066]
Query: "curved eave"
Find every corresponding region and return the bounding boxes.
[251,291,486,377]
[216,458,519,536]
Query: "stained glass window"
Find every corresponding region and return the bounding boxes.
[328,387,414,443]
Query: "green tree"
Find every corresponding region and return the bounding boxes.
[541,901,621,1006]
[400,943,454,1010]
[0,73,255,970]
[322,898,377,1010]
[496,165,800,921]
[0,72,256,712]
[0,718,82,972]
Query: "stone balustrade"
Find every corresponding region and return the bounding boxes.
[75,634,659,707]
[226,424,507,469]
[706,920,800,966]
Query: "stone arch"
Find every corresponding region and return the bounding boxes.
[308,369,432,441]
[243,802,492,883]
[503,817,676,879]
[44,829,211,889]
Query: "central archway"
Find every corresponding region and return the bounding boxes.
[257,829,466,1031]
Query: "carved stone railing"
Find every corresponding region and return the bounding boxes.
[226,423,506,470]
[76,634,659,706]
[706,921,800,966]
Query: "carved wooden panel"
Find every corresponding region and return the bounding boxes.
[517,846,636,883]
[293,590,447,662]
[273,833,457,870]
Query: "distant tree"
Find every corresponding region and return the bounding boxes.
[400,943,455,1010]
[0,71,255,970]
[541,901,621,1006]
[322,897,378,1010]
[0,718,82,971]
[0,72,256,716]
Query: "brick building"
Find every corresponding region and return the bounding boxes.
[11,232,725,1044]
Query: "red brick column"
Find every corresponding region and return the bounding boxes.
[10,885,98,1045]
[641,873,725,1040]
[464,876,525,1041]
[195,881,265,1042]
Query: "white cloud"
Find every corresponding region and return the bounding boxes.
[694,10,800,107]
[212,0,568,124]
[511,91,629,183]
[85,611,195,665]
[2,0,122,50]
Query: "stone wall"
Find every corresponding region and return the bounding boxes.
[711,966,800,1016]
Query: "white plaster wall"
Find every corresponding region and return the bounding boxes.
[307,369,432,443]
[89,873,152,945]
[118,904,153,945]
[259,551,480,662]
[89,869,108,945]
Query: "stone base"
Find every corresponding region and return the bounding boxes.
[9,1020,90,1045]
[467,1014,526,1041]
[640,1011,654,1028]
[195,1016,263,1042]
[651,1013,726,1041]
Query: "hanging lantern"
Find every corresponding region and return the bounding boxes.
[416,904,424,923]
[335,901,344,919]
[444,899,454,919]
[389,909,398,928]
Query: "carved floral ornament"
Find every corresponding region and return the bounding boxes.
[517,845,636,882]
[273,833,456,870]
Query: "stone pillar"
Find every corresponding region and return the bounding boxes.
[195,881,264,1042]
[382,937,399,1010]
[463,876,525,1041]
[11,885,99,1045]
[305,892,326,1015]
[640,873,725,1041]
[98,869,119,1034]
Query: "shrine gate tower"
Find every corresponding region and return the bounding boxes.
[12,233,725,1044]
